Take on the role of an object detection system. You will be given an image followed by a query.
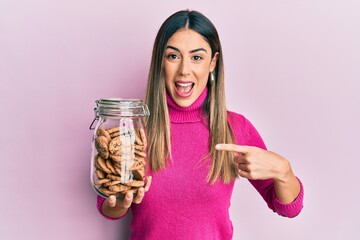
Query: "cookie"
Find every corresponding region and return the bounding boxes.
[95,178,111,185]
[94,157,102,170]
[134,144,146,151]
[98,187,117,196]
[95,169,105,179]
[132,168,145,180]
[134,150,146,158]
[113,162,122,170]
[96,127,111,141]
[110,154,121,163]
[103,180,121,187]
[125,180,144,188]
[95,136,109,159]
[109,184,131,193]
[107,126,119,134]
[109,137,121,155]
[114,166,122,176]
[110,131,120,138]
[139,128,147,147]
[134,131,143,146]
[131,160,144,171]
[134,156,146,165]
[96,155,112,174]
[107,174,121,181]
[105,159,117,175]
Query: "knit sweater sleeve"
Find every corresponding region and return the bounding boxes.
[228,112,304,218]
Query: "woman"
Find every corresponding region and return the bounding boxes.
[97,10,304,239]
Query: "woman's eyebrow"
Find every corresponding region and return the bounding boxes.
[189,48,207,53]
[166,45,207,54]
[166,46,180,52]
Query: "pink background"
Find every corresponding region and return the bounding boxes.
[1,0,359,239]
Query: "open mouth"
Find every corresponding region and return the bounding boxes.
[175,82,195,95]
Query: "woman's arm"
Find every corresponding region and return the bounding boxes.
[272,157,301,204]
[216,144,304,217]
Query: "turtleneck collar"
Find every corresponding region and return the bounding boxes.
[166,87,208,123]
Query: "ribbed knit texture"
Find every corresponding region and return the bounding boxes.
[97,88,304,239]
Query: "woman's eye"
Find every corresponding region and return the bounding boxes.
[192,55,203,61]
[167,54,179,60]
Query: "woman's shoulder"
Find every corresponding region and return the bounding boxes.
[227,110,248,126]
[226,110,255,133]
[226,110,266,148]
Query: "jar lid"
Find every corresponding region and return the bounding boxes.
[95,98,150,117]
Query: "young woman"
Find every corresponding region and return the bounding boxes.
[97,10,304,239]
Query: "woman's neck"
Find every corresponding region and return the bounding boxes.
[166,88,208,123]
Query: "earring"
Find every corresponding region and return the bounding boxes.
[210,72,215,82]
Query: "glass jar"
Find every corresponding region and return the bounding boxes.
[89,98,149,199]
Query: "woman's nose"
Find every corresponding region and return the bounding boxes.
[179,59,190,76]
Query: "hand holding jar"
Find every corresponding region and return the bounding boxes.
[101,176,152,218]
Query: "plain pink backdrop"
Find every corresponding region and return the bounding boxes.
[1,1,359,239]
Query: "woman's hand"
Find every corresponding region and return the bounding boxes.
[215,144,291,182]
[102,176,152,218]
[215,144,300,203]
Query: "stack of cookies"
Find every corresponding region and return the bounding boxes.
[93,123,147,197]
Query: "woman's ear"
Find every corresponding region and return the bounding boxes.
[209,52,219,72]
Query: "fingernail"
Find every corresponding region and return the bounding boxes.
[126,193,132,199]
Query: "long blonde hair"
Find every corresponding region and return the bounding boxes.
[145,10,238,184]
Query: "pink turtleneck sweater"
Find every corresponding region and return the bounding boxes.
[97,88,304,239]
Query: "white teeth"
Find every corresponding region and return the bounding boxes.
[176,83,192,87]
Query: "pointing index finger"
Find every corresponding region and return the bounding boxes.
[215,144,248,154]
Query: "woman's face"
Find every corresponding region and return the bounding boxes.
[163,29,218,108]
